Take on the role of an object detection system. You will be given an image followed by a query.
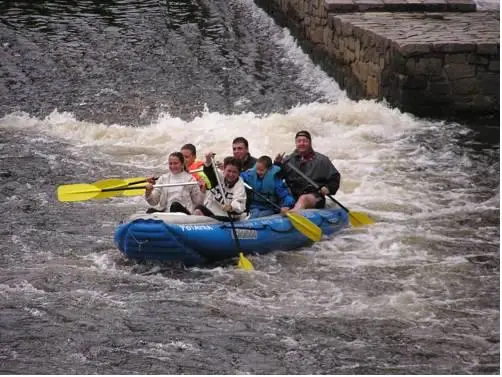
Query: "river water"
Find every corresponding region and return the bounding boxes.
[0,0,499,374]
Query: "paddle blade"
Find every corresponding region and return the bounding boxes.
[87,177,145,189]
[119,187,147,197]
[287,212,322,242]
[57,179,134,202]
[57,183,118,202]
[349,211,375,227]
[237,252,254,270]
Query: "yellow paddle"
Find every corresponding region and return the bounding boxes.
[286,162,375,227]
[57,168,206,201]
[57,182,198,202]
[118,178,156,197]
[57,179,130,202]
[243,182,322,242]
[210,156,253,271]
[120,168,204,188]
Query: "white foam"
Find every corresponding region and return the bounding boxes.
[474,0,500,9]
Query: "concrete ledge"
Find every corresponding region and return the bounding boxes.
[325,0,476,12]
[328,12,499,116]
[253,0,498,119]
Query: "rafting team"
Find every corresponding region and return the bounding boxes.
[144,130,341,221]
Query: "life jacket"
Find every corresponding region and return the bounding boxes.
[189,160,211,188]
[244,165,280,209]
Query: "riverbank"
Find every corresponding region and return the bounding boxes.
[255,0,500,121]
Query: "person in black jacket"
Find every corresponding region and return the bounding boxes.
[215,137,257,172]
[275,130,340,211]
[232,137,257,171]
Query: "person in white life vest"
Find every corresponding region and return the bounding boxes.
[144,152,204,214]
[192,152,247,221]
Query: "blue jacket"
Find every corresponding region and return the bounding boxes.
[241,165,295,211]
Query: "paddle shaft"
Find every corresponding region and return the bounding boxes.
[102,182,197,193]
[243,182,281,211]
[126,167,205,186]
[286,162,349,213]
[210,157,242,251]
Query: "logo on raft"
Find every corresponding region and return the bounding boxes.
[231,229,258,240]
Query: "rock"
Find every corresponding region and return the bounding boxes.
[450,77,479,94]
[444,63,476,80]
[488,60,499,72]
[477,43,499,55]
[398,43,431,57]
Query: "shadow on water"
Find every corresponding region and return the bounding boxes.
[1,0,123,29]
[0,0,228,32]
[460,121,500,147]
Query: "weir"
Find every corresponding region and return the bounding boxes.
[255,0,500,120]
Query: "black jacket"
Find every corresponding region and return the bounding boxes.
[279,150,340,199]
[240,154,257,171]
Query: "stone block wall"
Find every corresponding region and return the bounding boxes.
[328,14,500,116]
[260,0,329,48]
[254,0,500,119]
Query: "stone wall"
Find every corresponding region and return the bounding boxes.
[330,12,500,116]
[254,0,500,119]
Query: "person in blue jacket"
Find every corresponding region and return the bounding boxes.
[241,155,295,219]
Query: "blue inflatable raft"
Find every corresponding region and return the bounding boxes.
[114,208,349,266]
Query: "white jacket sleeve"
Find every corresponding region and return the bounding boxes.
[229,179,247,214]
[145,174,166,207]
[189,177,204,206]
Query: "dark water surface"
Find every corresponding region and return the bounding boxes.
[0,0,319,124]
[0,0,499,374]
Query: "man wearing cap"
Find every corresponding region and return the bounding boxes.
[275,130,340,211]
